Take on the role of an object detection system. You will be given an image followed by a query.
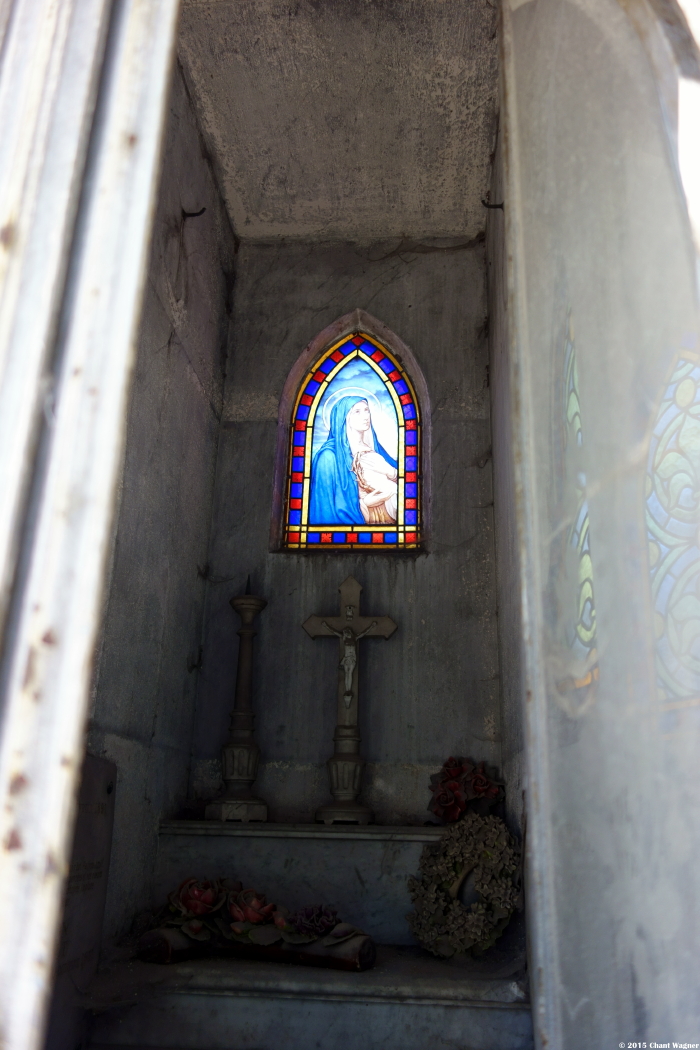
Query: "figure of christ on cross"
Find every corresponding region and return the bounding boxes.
[303,576,397,824]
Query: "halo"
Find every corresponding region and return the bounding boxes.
[321,387,384,433]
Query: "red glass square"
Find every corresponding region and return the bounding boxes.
[290,498,302,509]
[347,533,358,543]
[406,498,416,509]
[389,371,400,382]
[331,350,343,363]
[372,533,384,543]
[301,394,313,406]
[406,420,417,429]
[371,351,383,362]
[288,532,300,542]
[352,336,364,345]
[292,472,303,482]
[295,420,306,431]
[321,532,332,543]
[406,532,417,543]
[313,371,326,383]
[399,394,412,405]
[406,472,417,482]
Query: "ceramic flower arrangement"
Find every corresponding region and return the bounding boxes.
[137,877,374,971]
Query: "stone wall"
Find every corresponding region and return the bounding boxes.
[487,131,525,835]
[87,63,237,939]
[191,239,501,824]
[501,0,700,1042]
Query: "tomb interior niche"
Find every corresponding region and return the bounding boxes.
[191,244,499,830]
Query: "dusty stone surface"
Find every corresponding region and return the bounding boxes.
[86,946,528,1009]
[486,134,525,836]
[87,63,237,940]
[178,0,498,241]
[86,948,532,1050]
[191,239,500,823]
[493,0,700,1043]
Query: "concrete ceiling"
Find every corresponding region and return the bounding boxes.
[178,0,498,242]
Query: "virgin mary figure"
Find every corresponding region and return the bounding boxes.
[309,395,398,525]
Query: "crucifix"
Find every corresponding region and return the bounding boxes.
[303,576,397,824]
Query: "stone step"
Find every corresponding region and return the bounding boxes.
[156,821,445,944]
[87,947,534,1050]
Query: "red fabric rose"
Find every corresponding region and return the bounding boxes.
[171,878,225,917]
[428,756,504,822]
[429,781,466,822]
[444,757,474,781]
[229,888,276,925]
[470,765,501,798]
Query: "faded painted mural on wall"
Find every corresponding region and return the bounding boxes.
[283,332,422,549]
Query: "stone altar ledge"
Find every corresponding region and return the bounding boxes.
[160,820,445,841]
[156,822,445,944]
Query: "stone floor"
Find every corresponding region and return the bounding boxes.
[85,945,534,1050]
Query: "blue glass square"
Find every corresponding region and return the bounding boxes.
[305,380,320,395]
[359,533,372,544]
[293,431,306,446]
[393,379,409,395]
[405,456,417,470]
[406,483,417,498]
[402,403,416,420]
[379,359,394,374]
[290,483,303,498]
[308,533,321,543]
[292,457,305,472]
[360,342,375,355]
[296,405,310,421]
[341,341,355,355]
[405,430,417,445]
[384,533,397,543]
[332,533,346,543]
[289,510,302,525]
[320,358,335,373]
[405,510,417,525]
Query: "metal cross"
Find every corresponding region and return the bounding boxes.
[303,576,397,824]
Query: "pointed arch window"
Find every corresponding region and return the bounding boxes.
[279,323,424,550]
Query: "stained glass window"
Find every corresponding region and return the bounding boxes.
[550,314,599,719]
[283,332,422,550]
[646,354,700,705]
[559,322,598,711]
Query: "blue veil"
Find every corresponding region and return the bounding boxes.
[309,395,397,525]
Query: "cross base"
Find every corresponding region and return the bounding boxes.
[315,799,374,825]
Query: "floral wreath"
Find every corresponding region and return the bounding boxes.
[408,757,521,958]
[408,813,521,957]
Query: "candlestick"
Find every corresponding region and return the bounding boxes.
[206,578,268,822]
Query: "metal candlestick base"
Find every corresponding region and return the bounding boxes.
[315,800,373,825]
[206,586,268,823]
[206,798,268,822]
[314,725,372,824]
